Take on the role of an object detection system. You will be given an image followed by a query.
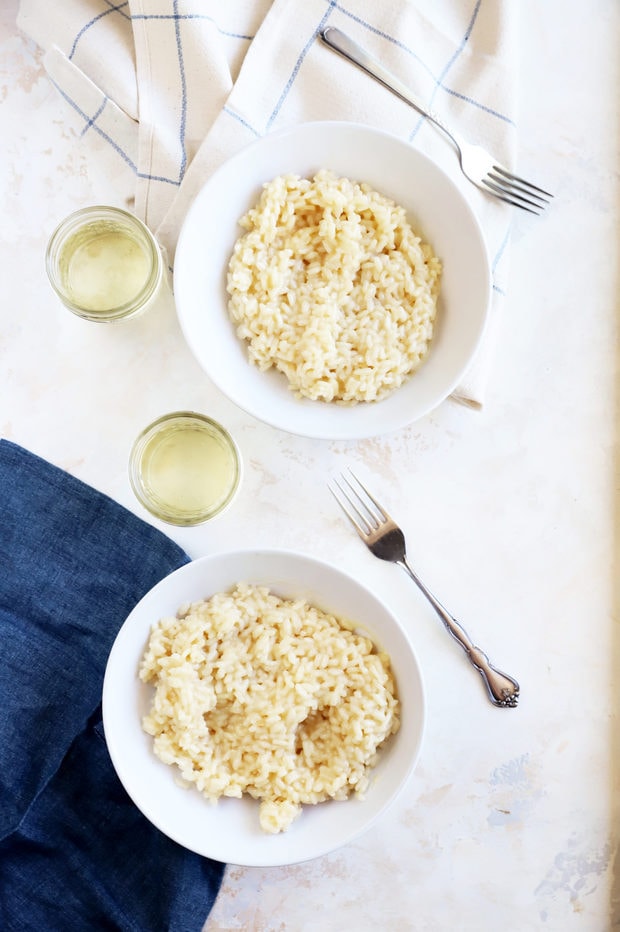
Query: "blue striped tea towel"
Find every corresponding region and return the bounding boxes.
[17,0,519,407]
[0,439,224,932]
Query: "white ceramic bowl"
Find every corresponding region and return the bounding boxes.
[102,549,426,866]
[174,121,490,439]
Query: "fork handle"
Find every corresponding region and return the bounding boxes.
[399,558,520,708]
[320,27,462,154]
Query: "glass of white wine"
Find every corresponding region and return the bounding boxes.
[129,412,242,525]
[46,206,165,322]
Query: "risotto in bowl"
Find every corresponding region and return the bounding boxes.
[102,549,426,866]
[174,121,490,439]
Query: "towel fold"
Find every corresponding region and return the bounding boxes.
[18,0,518,406]
[0,440,223,932]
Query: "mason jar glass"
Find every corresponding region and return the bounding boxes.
[129,412,242,526]
[45,206,165,322]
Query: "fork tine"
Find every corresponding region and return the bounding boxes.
[329,479,372,539]
[346,470,390,524]
[492,164,553,200]
[481,178,543,214]
[483,162,553,214]
[487,172,550,208]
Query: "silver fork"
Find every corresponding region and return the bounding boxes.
[320,26,552,215]
[330,471,520,708]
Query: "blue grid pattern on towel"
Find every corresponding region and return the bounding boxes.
[333,0,514,129]
[50,79,139,173]
[64,0,514,185]
[68,2,131,61]
[60,0,514,284]
[492,229,511,296]
[67,2,256,187]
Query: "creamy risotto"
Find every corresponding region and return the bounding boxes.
[139,583,400,833]
[226,170,441,404]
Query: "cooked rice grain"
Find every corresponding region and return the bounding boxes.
[226,170,441,404]
[139,583,400,833]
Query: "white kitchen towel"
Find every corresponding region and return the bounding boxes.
[17,0,519,408]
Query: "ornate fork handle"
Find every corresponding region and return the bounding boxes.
[399,557,520,708]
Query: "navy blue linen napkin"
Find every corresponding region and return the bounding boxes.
[0,440,225,932]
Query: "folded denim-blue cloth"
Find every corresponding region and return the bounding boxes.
[0,440,224,932]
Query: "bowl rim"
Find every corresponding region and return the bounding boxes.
[174,119,491,438]
[102,546,427,865]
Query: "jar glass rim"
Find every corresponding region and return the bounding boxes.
[128,411,242,526]
[45,205,163,322]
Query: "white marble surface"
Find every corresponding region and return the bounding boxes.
[1,2,619,930]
